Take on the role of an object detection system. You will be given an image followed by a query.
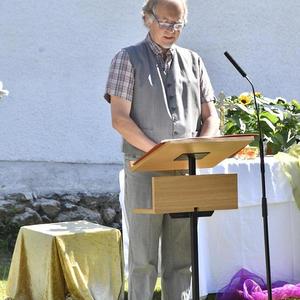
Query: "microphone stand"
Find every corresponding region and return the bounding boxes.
[246,77,272,300]
[224,52,273,300]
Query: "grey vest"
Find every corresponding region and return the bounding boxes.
[123,41,202,157]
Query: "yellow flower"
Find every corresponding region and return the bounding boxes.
[255,92,262,98]
[238,93,252,105]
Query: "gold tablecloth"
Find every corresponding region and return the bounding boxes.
[6,221,124,300]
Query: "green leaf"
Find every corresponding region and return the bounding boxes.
[272,132,285,145]
[291,99,300,113]
[263,106,284,121]
[260,117,276,132]
[236,103,255,115]
[260,111,279,124]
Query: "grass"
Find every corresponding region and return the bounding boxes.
[0,263,10,300]
[0,280,8,300]
[0,240,12,300]
[0,274,215,300]
[123,278,217,299]
[124,278,162,299]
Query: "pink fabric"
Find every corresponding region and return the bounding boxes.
[243,279,300,300]
[217,268,300,300]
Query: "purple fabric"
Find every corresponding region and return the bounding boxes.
[216,268,300,300]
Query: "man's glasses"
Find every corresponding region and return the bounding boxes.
[151,12,185,31]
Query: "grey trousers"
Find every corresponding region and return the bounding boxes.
[124,156,192,300]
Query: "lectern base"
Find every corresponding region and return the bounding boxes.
[170,210,214,300]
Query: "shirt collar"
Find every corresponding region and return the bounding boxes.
[145,34,175,58]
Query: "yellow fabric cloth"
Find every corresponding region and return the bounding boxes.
[275,144,300,209]
[6,221,124,300]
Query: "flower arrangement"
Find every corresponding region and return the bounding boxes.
[217,92,300,155]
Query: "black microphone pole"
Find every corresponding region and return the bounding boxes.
[224,51,273,300]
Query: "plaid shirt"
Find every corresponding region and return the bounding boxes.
[104,34,215,104]
[104,34,174,102]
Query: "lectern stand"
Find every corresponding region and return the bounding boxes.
[130,135,254,300]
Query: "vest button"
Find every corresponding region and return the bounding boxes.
[172,113,178,121]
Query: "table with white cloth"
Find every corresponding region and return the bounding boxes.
[119,156,300,297]
[7,220,124,300]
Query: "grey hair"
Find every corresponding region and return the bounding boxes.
[142,0,188,24]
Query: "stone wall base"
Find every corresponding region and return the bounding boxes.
[0,192,121,250]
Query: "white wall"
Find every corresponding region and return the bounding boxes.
[0,0,299,191]
[184,0,300,100]
[0,0,145,164]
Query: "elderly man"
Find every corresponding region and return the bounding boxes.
[105,0,220,299]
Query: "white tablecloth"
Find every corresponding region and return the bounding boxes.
[119,157,300,296]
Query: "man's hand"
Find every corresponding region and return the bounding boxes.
[110,96,157,152]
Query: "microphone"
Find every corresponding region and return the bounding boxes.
[224,51,247,78]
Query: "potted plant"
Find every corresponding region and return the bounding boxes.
[217,92,300,155]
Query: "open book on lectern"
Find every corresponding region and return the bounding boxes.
[130,134,255,172]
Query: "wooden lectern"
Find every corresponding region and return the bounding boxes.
[130,135,255,300]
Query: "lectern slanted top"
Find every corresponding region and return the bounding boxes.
[130,135,255,172]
